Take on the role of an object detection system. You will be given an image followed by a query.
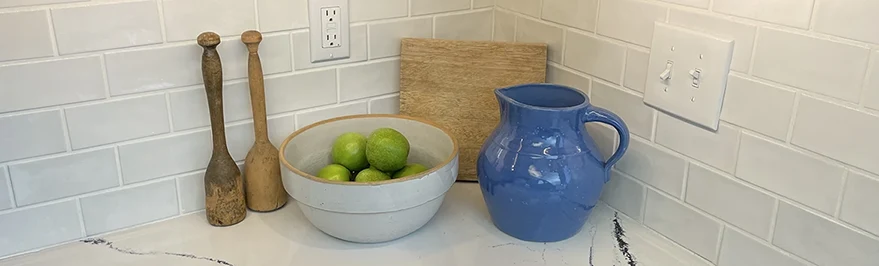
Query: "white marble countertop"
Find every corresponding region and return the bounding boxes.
[1,183,710,266]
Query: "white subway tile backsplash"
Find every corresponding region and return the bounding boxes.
[0,11,54,62]
[563,30,625,84]
[340,60,400,101]
[0,167,11,210]
[369,95,400,114]
[368,18,433,59]
[435,10,493,41]
[65,94,170,149]
[0,201,82,258]
[0,56,104,113]
[267,115,297,147]
[720,75,796,140]
[813,0,879,44]
[616,138,687,197]
[644,189,722,261]
[841,172,879,236]
[350,0,407,22]
[753,28,869,102]
[51,1,162,54]
[474,0,494,8]
[80,180,178,235]
[265,69,338,114]
[596,0,667,47]
[118,130,211,184]
[713,0,813,28]
[600,170,644,221]
[177,171,205,213]
[9,148,118,206]
[655,114,739,173]
[169,82,252,131]
[225,122,255,161]
[736,133,844,214]
[865,51,879,110]
[257,0,308,32]
[623,48,649,93]
[0,111,66,163]
[659,0,708,8]
[493,10,516,42]
[591,81,654,139]
[516,16,564,63]
[540,0,597,32]
[547,64,590,93]
[792,95,879,175]
[411,0,469,15]
[668,10,756,72]
[773,202,879,266]
[162,0,256,42]
[686,164,774,238]
[297,102,369,129]
[105,44,202,95]
[719,228,808,266]
[497,0,541,18]
[293,25,367,70]
[0,0,84,8]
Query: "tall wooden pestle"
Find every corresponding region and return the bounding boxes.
[198,32,246,226]
[241,30,287,211]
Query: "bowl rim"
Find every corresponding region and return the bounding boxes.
[279,114,459,186]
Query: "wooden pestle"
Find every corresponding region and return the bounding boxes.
[198,32,247,226]
[241,30,287,212]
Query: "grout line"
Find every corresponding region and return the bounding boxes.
[59,109,73,152]
[650,111,658,142]
[99,55,111,99]
[639,181,648,224]
[679,162,690,200]
[592,0,600,33]
[431,16,437,38]
[4,166,16,208]
[512,13,518,42]
[707,0,714,11]
[253,0,260,30]
[490,8,496,40]
[44,10,60,56]
[806,0,819,31]
[746,27,760,75]
[172,176,182,215]
[407,0,412,16]
[560,29,567,65]
[155,0,167,43]
[164,93,175,132]
[619,47,628,85]
[713,224,725,263]
[833,171,848,218]
[335,69,342,104]
[730,129,743,173]
[113,146,124,187]
[784,93,801,144]
[75,199,87,236]
[766,200,780,240]
[856,52,876,107]
[470,0,474,9]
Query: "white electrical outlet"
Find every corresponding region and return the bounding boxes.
[309,0,349,63]
[643,22,734,131]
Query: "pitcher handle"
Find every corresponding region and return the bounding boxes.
[583,105,630,181]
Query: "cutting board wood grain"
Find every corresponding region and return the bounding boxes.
[399,38,547,181]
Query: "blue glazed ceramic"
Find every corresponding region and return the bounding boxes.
[477,83,630,242]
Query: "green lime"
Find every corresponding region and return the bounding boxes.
[392,164,429,179]
[354,168,391,182]
[366,128,410,172]
[332,132,369,171]
[317,164,351,182]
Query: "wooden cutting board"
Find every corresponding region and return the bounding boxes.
[400,38,547,181]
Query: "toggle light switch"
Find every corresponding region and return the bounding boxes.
[659,61,673,81]
[689,69,701,88]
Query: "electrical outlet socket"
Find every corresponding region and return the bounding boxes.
[309,0,349,63]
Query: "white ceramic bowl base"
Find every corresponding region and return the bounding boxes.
[280,115,459,243]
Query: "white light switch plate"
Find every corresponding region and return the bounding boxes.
[644,22,734,130]
[308,0,349,63]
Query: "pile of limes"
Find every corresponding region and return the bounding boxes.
[317,128,429,182]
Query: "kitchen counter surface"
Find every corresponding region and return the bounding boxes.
[1,183,710,266]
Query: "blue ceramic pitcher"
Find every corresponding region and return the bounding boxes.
[477,83,630,242]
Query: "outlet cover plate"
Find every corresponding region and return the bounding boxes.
[308,0,349,63]
[644,22,734,131]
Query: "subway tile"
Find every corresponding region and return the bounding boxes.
[0,0,84,8]
[0,111,66,163]
[368,18,432,59]
[177,171,205,213]
[736,133,844,214]
[720,75,796,140]
[616,138,687,197]
[118,130,211,184]
[563,30,625,84]
[80,180,178,235]
[713,0,813,28]
[293,25,367,70]
[753,28,869,102]
[350,0,407,22]
[841,172,879,236]
[516,16,564,63]
[51,1,161,54]
[340,60,400,101]
[0,167,10,210]
[547,64,590,93]
[0,201,82,257]
[369,95,400,114]
[9,148,118,206]
[265,69,338,114]
[719,228,808,266]
[169,82,252,131]
[863,51,879,110]
[65,94,170,149]
[591,81,654,139]
[585,123,616,161]
[105,44,202,95]
[623,48,649,93]
[267,115,297,147]
[774,202,879,266]
[411,0,469,15]
[493,10,516,42]
[296,102,369,129]
[474,0,494,8]
[644,189,722,261]
[668,10,756,72]
[596,0,667,47]
[815,0,879,43]
[497,0,541,18]
[0,11,54,62]
[655,114,739,173]
[0,56,105,113]
[792,95,879,175]
[257,0,308,32]
[225,122,255,162]
[686,164,774,238]
[600,170,644,221]
[541,0,597,32]
[659,0,708,8]
[162,0,255,41]
[435,10,493,41]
